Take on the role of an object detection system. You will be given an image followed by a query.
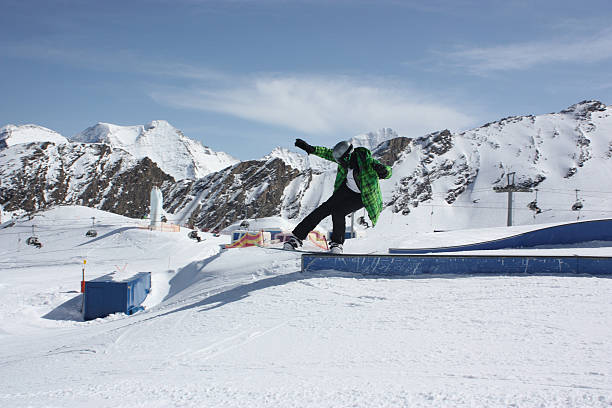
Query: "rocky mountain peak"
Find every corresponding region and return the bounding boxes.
[560,100,607,119]
[144,120,171,131]
[264,147,307,168]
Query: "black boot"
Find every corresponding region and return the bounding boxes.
[283,236,303,251]
[329,242,343,254]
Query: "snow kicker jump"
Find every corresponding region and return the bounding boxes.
[389,219,612,254]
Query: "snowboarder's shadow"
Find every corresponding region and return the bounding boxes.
[161,271,306,316]
[76,226,140,247]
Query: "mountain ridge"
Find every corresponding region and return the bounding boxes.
[72,120,239,180]
[1,100,611,232]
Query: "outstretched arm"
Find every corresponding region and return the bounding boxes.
[312,146,336,163]
[294,139,337,163]
[295,138,315,154]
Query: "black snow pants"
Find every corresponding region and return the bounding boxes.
[292,183,364,245]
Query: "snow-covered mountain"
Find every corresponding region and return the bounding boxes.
[0,124,68,149]
[0,141,174,217]
[72,120,238,180]
[381,100,612,230]
[2,100,612,231]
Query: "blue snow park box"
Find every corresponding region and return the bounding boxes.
[327,230,357,241]
[83,272,151,321]
[232,229,283,242]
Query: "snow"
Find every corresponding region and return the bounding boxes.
[72,120,239,180]
[3,101,612,406]
[264,147,308,169]
[349,127,399,150]
[1,205,612,407]
[220,216,296,235]
[0,124,68,148]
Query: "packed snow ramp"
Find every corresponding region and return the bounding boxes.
[388,219,612,254]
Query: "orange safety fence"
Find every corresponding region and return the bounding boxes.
[225,231,265,249]
[138,223,181,232]
[307,230,329,250]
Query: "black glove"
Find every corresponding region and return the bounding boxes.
[372,162,389,178]
[295,138,315,154]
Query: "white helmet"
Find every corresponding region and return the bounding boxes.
[332,141,353,162]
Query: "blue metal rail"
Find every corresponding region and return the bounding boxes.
[301,253,612,276]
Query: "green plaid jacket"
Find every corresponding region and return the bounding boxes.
[313,146,392,226]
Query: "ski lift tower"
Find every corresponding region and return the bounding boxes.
[493,172,532,226]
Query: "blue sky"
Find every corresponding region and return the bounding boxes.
[2,0,612,160]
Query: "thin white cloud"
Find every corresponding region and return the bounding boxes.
[2,41,478,137]
[0,42,227,81]
[150,75,477,137]
[441,28,612,74]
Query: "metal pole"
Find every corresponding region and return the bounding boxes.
[351,212,355,238]
[493,171,530,228]
[507,191,513,226]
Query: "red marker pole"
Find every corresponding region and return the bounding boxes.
[81,260,86,293]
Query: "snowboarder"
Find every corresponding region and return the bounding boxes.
[285,139,392,254]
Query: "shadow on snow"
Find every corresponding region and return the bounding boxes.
[157,271,305,318]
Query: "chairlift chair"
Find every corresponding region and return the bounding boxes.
[85,217,98,237]
[527,201,542,214]
[527,189,542,214]
[571,189,583,211]
[188,230,202,242]
[27,225,42,248]
[357,215,370,228]
[26,236,42,249]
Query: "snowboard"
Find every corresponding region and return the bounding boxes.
[256,244,329,254]
[256,245,376,256]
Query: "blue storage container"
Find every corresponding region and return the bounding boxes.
[83,272,151,321]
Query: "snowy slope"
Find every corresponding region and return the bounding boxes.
[72,120,238,180]
[0,124,68,149]
[264,146,335,173]
[0,206,611,407]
